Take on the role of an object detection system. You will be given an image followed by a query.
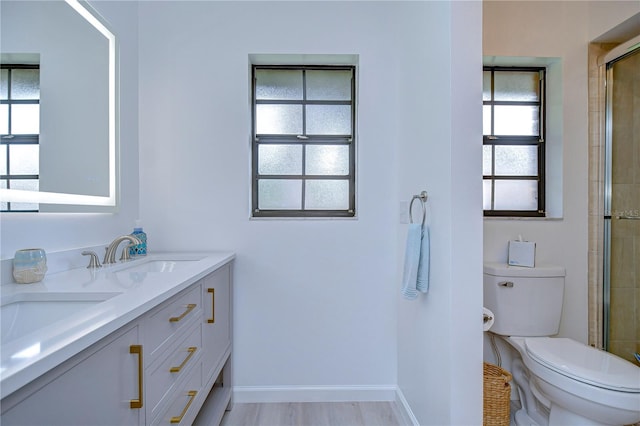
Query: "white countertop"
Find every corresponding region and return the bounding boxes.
[0,251,235,400]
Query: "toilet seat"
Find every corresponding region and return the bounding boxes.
[524,337,640,393]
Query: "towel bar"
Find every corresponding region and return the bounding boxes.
[409,191,428,226]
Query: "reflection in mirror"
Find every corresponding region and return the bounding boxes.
[0,0,116,212]
[1,62,41,212]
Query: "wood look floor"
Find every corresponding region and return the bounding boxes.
[220,402,406,426]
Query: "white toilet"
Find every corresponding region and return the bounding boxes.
[483,262,640,426]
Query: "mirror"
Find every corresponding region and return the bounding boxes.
[0,0,116,212]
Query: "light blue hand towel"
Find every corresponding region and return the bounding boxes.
[401,224,430,300]
[416,225,430,293]
[401,224,422,300]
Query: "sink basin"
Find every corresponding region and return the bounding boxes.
[0,293,119,345]
[117,259,198,273]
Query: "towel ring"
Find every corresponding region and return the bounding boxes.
[409,191,428,225]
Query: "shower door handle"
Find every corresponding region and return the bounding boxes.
[616,215,640,220]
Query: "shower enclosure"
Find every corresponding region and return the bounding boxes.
[603,43,640,363]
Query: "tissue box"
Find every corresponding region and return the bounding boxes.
[508,241,536,267]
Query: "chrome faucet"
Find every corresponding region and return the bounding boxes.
[82,251,102,268]
[103,235,142,265]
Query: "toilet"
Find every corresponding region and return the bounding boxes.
[483,262,640,426]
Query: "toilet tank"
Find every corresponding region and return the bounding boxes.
[484,262,565,336]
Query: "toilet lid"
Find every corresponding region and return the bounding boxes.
[524,337,640,392]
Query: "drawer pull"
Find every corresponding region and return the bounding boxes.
[170,304,196,322]
[129,345,143,409]
[170,347,197,373]
[170,390,197,424]
[207,288,215,324]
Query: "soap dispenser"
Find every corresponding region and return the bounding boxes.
[129,220,147,257]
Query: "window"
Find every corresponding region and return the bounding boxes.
[1,64,40,212]
[251,65,355,218]
[483,66,545,217]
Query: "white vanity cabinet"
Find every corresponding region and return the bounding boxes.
[1,324,145,426]
[201,264,231,382]
[0,259,233,426]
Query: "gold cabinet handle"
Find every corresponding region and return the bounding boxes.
[170,390,197,424]
[207,288,215,324]
[129,345,143,409]
[170,303,196,322]
[170,347,197,373]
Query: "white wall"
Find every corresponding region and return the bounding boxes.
[483,1,640,344]
[138,0,400,397]
[0,0,139,259]
[395,2,483,424]
[138,1,483,422]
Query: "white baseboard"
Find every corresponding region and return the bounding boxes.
[394,388,420,426]
[232,385,397,404]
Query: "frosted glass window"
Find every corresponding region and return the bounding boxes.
[0,145,6,175]
[306,105,351,135]
[258,145,302,175]
[10,201,37,210]
[494,71,538,102]
[9,145,39,175]
[482,145,493,175]
[255,70,302,100]
[252,66,355,217]
[305,180,349,210]
[0,180,6,211]
[11,69,39,100]
[10,202,39,211]
[256,104,302,134]
[494,146,537,176]
[10,178,38,192]
[0,69,7,100]
[6,179,39,210]
[306,145,349,175]
[306,70,351,100]
[494,105,538,136]
[258,179,301,210]
[494,180,538,210]
[0,105,8,134]
[483,67,544,215]
[483,180,492,210]
[11,105,40,134]
[483,105,492,135]
[483,71,491,101]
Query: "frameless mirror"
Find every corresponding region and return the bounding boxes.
[0,0,116,212]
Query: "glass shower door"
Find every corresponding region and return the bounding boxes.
[604,48,640,363]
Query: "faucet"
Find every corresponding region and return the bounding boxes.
[82,251,102,268]
[103,235,142,265]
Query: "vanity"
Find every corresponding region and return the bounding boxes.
[0,251,234,425]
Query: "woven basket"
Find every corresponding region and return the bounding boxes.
[483,362,512,426]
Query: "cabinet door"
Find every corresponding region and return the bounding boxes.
[201,264,231,381]
[2,325,144,426]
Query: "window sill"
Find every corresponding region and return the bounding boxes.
[249,215,358,221]
[483,216,563,221]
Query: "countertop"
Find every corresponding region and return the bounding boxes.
[0,251,235,400]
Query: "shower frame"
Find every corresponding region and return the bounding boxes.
[588,34,640,353]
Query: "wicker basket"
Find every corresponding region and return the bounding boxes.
[483,362,512,426]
